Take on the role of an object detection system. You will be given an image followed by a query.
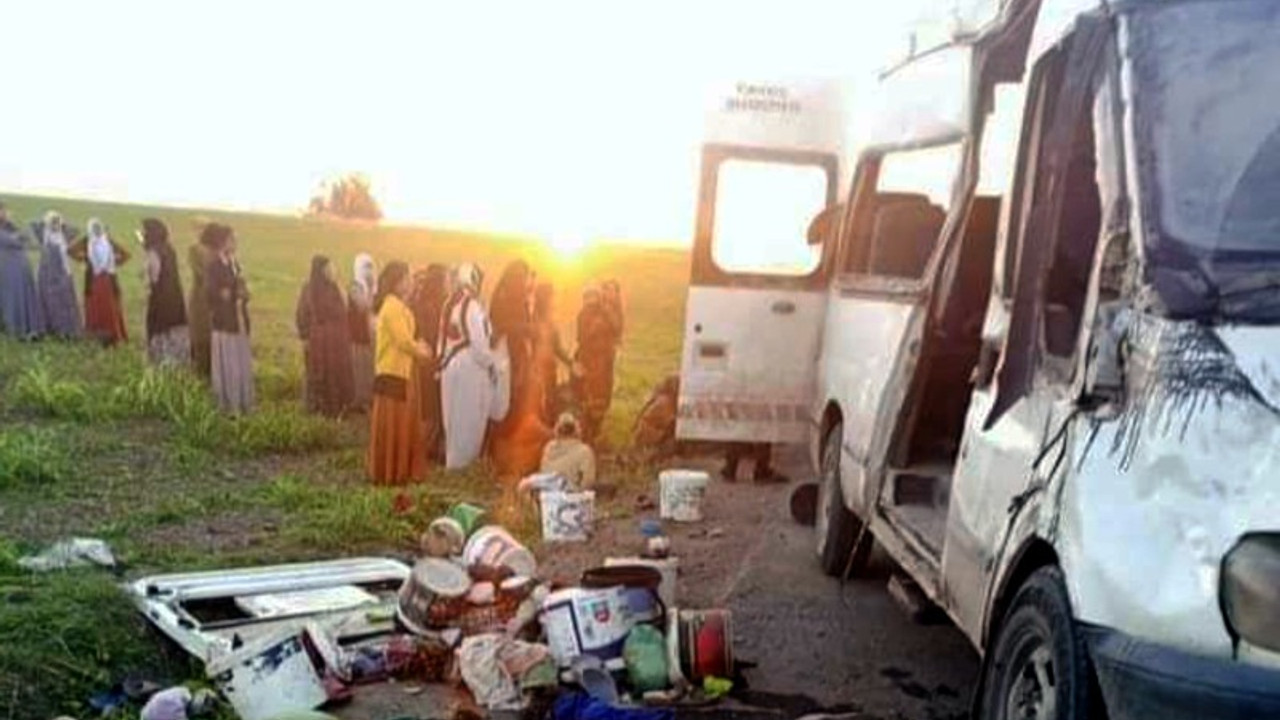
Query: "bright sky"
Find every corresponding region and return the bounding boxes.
[3,1,958,244]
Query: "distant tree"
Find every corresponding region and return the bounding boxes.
[309,174,383,222]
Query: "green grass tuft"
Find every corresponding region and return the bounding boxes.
[0,568,196,720]
[0,427,76,489]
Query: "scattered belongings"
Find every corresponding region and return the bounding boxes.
[519,471,569,497]
[128,557,411,661]
[541,489,595,542]
[18,537,116,572]
[397,558,472,635]
[421,516,467,558]
[125,478,747,720]
[456,633,554,710]
[672,610,734,683]
[638,519,670,558]
[206,627,330,720]
[603,557,678,609]
[463,526,538,578]
[448,503,488,537]
[552,692,675,720]
[623,626,669,693]
[139,686,217,720]
[582,565,665,624]
[658,470,708,522]
[541,586,634,669]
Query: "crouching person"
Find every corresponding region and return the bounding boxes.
[540,412,596,491]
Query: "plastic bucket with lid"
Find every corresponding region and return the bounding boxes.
[540,586,633,669]
[447,503,487,537]
[541,490,595,542]
[581,565,665,624]
[396,558,471,634]
[463,525,537,577]
[659,470,709,522]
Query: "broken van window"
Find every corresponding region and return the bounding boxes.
[711,158,827,276]
[1130,0,1280,319]
[842,143,961,279]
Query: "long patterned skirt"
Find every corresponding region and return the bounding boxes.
[211,330,254,414]
[84,275,127,346]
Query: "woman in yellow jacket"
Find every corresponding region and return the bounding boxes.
[368,261,433,484]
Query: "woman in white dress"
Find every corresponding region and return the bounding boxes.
[437,263,495,469]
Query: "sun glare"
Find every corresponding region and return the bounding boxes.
[545,231,591,258]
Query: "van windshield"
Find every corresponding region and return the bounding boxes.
[1130,0,1280,319]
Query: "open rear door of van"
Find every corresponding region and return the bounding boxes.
[677,81,845,445]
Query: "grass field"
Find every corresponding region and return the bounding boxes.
[0,193,690,719]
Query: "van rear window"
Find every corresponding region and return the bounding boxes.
[711,159,827,276]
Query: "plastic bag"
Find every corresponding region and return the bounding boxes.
[623,625,669,693]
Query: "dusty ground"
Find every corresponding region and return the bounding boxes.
[540,450,979,719]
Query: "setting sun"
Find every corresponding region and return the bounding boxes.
[545,231,592,258]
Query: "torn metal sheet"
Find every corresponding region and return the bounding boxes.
[128,557,411,663]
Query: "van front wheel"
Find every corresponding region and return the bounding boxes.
[980,566,1098,720]
[816,422,864,576]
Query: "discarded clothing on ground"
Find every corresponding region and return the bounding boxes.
[18,537,116,572]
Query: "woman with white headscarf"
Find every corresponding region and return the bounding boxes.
[348,253,377,411]
[31,211,82,338]
[438,263,495,469]
[70,217,130,346]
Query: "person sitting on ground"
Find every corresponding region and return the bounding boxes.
[540,412,597,491]
[631,374,679,458]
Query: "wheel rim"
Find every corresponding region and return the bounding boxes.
[1003,640,1058,720]
[815,440,837,556]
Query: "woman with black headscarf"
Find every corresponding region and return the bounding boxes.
[296,255,354,416]
[188,222,221,378]
[140,219,189,367]
[205,223,254,414]
[411,263,449,462]
[488,260,548,476]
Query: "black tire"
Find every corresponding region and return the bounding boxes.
[979,565,1100,720]
[816,422,864,576]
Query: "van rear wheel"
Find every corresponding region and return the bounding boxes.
[980,566,1097,720]
[816,422,864,577]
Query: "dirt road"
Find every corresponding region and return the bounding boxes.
[541,451,979,720]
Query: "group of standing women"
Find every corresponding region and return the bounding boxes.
[0,201,253,413]
[356,255,624,486]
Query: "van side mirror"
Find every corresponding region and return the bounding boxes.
[806,203,844,246]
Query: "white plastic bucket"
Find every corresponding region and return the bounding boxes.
[463,525,537,577]
[206,628,328,720]
[541,490,595,542]
[659,470,709,522]
[540,587,633,669]
[605,556,679,608]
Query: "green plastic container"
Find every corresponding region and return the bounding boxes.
[448,502,487,537]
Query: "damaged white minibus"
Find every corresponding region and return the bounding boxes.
[677,1,1280,717]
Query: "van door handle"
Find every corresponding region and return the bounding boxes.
[771,300,796,315]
